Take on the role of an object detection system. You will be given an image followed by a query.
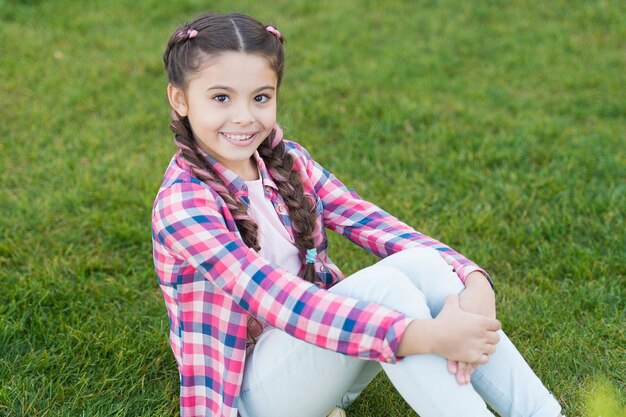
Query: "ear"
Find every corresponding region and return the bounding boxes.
[167,83,189,117]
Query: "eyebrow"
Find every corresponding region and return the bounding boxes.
[207,85,276,93]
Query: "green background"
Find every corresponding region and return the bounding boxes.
[1,0,624,415]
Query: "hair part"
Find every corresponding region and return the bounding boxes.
[163,12,285,89]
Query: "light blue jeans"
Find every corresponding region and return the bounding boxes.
[239,247,562,417]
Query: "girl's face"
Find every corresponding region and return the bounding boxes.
[168,52,278,180]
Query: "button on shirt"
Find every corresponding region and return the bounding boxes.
[152,139,489,417]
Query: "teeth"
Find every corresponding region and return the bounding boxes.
[224,133,253,141]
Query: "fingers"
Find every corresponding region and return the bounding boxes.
[477,336,497,363]
[487,330,501,345]
[456,361,478,385]
[485,317,502,331]
[448,358,476,385]
[449,351,494,385]
[467,363,477,381]
[483,342,497,355]
[453,348,493,385]
[455,358,484,385]
[456,361,469,384]
[447,359,458,374]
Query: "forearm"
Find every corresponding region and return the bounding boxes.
[396,319,435,357]
[464,270,495,290]
[460,271,496,318]
[464,271,495,293]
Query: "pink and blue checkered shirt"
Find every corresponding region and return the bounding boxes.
[152,140,487,417]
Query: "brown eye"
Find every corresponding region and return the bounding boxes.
[254,94,270,103]
[213,94,230,103]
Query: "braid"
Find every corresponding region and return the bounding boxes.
[170,115,261,252]
[258,131,323,283]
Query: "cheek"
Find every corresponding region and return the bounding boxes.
[259,104,277,125]
[189,106,224,130]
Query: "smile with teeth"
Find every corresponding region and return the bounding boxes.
[222,133,255,141]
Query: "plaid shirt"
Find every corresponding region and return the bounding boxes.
[152,140,487,417]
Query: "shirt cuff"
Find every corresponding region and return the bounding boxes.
[460,265,494,288]
[379,316,414,364]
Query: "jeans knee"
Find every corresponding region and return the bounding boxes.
[386,246,452,273]
[335,265,432,319]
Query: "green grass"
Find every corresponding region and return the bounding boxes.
[1,0,624,416]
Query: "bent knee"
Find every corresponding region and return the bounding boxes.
[390,246,451,270]
[331,264,431,319]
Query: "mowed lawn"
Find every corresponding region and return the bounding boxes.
[0,0,624,416]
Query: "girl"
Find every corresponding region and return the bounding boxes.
[153,12,564,417]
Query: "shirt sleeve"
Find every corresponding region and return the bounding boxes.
[152,180,413,363]
[294,144,490,284]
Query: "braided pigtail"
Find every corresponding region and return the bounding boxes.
[258,129,323,283]
[170,115,261,252]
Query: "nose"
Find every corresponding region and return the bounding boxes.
[231,102,255,125]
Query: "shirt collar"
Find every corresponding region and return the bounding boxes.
[253,152,280,192]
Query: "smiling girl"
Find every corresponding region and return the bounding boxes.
[152,12,564,417]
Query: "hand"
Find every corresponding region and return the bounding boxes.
[430,295,500,364]
[448,271,497,384]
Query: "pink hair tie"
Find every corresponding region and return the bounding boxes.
[271,124,284,148]
[187,29,198,39]
[265,25,282,40]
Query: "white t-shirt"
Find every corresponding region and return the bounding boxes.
[245,178,302,276]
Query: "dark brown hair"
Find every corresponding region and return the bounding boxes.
[163,13,321,286]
